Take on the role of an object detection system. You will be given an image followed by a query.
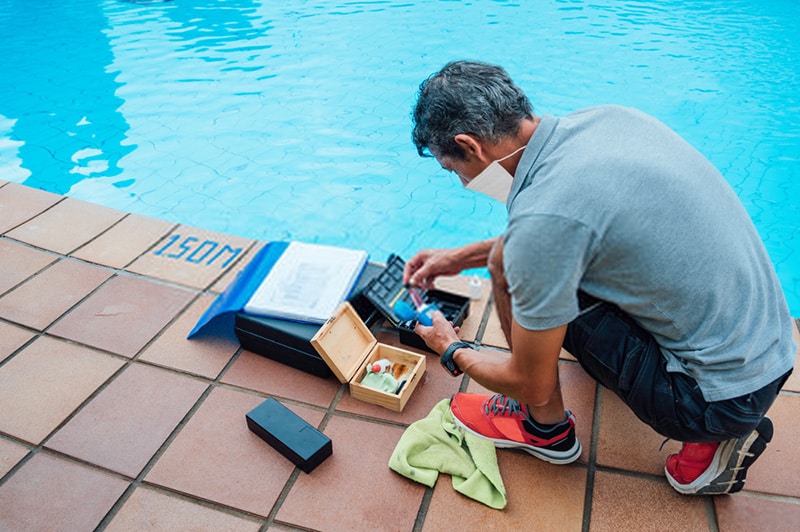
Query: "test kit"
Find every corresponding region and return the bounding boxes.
[233,254,469,378]
[359,254,470,353]
[233,262,384,377]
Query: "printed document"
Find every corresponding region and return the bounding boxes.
[243,242,368,323]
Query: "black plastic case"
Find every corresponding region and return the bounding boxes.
[361,255,470,353]
[234,262,384,378]
[246,397,332,473]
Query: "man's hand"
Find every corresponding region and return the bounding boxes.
[402,238,500,289]
[414,311,461,355]
[403,248,463,290]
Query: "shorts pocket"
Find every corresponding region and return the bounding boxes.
[704,397,766,440]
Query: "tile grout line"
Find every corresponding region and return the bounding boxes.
[0,192,68,238]
[412,487,435,532]
[260,373,348,528]
[93,346,267,530]
[5,187,800,528]
[705,496,721,532]
[92,383,219,531]
[581,382,603,532]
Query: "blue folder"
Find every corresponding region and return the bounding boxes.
[187,241,290,339]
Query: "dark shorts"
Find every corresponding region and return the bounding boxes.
[562,292,791,443]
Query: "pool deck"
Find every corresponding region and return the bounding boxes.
[0,179,798,531]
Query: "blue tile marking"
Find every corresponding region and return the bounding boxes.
[152,234,242,269]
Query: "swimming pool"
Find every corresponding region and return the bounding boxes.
[1,0,798,315]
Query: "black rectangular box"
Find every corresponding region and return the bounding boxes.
[234,262,384,378]
[234,255,470,373]
[246,397,332,474]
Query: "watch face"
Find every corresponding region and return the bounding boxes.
[441,342,465,376]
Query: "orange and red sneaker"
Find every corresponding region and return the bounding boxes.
[450,393,581,464]
[665,417,773,495]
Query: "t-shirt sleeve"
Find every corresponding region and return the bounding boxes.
[503,213,597,330]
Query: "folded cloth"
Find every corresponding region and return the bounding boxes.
[388,398,507,509]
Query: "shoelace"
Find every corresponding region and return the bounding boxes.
[484,394,526,417]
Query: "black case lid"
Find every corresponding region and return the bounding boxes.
[360,254,417,327]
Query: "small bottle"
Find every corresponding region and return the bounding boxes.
[468,275,482,300]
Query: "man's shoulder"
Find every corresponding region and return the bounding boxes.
[565,104,653,123]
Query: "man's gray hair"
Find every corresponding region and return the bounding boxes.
[412,60,533,160]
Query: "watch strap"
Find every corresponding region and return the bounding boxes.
[441,341,469,376]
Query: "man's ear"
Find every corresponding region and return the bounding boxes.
[454,133,487,161]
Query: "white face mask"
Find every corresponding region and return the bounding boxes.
[465,145,526,203]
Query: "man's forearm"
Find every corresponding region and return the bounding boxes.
[451,237,499,270]
[453,322,569,425]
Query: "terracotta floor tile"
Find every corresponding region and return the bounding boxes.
[0,336,124,444]
[334,339,463,425]
[465,360,596,464]
[5,197,125,254]
[72,213,175,269]
[781,322,799,393]
[146,387,317,517]
[480,304,509,350]
[0,452,129,532]
[221,350,341,408]
[0,258,113,330]
[106,486,262,531]
[0,182,61,234]
[561,347,578,362]
[277,414,423,530]
[743,393,800,498]
[126,225,254,290]
[0,438,30,478]
[48,274,196,358]
[0,321,35,364]
[209,241,265,294]
[0,239,57,295]
[715,493,800,531]
[140,294,240,379]
[590,470,708,531]
[423,451,586,530]
[46,363,208,477]
[595,390,682,476]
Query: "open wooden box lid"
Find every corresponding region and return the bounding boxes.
[310,302,376,384]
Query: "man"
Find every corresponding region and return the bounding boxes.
[403,60,795,495]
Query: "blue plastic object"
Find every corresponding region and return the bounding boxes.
[393,299,439,326]
[393,299,417,321]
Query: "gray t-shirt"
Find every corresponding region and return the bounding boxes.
[504,105,795,402]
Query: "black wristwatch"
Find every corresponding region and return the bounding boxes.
[440,341,469,376]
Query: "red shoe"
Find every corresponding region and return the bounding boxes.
[450,393,581,464]
[665,417,773,495]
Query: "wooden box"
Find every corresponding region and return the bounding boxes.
[311,302,426,412]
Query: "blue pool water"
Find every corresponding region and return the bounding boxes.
[1,0,798,315]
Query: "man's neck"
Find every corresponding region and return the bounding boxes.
[497,116,539,174]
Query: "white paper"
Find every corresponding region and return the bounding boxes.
[243,242,368,323]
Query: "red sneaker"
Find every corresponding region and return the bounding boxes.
[450,393,581,464]
[665,417,773,495]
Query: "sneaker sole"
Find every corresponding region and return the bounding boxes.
[452,413,582,465]
[666,417,774,495]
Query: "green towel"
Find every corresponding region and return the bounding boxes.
[388,399,507,509]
